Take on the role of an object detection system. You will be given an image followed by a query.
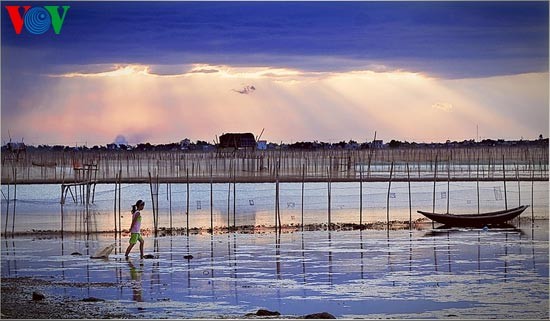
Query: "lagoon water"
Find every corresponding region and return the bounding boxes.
[1,226,548,318]
[1,181,548,233]
[1,182,549,318]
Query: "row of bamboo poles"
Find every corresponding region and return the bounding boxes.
[1,146,548,184]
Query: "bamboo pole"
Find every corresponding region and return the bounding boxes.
[169,183,173,231]
[118,172,121,236]
[407,162,412,229]
[359,167,363,227]
[447,158,450,214]
[114,173,118,236]
[186,168,190,236]
[148,171,157,236]
[301,163,305,231]
[477,158,480,214]
[275,177,280,232]
[387,161,394,227]
[12,168,17,234]
[516,163,521,207]
[531,159,534,221]
[227,177,231,232]
[432,155,438,228]
[210,164,213,234]
[5,176,9,235]
[503,155,508,210]
[233,159,236,229]
[327,167,331,231]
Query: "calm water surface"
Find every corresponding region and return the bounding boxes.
[1,182,548,233]
[2,224,548,319]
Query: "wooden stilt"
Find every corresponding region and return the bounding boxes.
[186,168,190,236]
[503,155,508,210]
[387,161,394,228]
[407,162,412,229]
[301,163,305,231]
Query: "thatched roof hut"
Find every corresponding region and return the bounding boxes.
[219,133,256,149]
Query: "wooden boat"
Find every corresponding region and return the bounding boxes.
[32,161,57,167]
[417,205,529,227]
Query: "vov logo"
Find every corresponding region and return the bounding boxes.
[5,5,70,35]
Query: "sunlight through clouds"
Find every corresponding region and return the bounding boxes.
[7,64,545,145]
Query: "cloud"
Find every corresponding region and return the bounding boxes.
[189,69,220,74]
[1,63,547,145]
[232,85,256,95]
[2,2,547,80]
[432,102,453,112]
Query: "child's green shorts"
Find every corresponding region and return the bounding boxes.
[129,233,143,244]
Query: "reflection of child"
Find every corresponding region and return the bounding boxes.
[125,200,145,259]
[128,260,143,302]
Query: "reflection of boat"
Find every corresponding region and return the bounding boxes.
[32,161,57,167]
[423,223,525,237]
[417,205,529,227]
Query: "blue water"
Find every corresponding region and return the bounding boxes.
[1,181,548,233]
[2,225,548,319]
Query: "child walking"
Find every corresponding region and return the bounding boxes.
[125,200,145,259]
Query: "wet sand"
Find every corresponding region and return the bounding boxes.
[1,277,131,319]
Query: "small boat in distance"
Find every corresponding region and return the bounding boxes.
[417,205,529,227]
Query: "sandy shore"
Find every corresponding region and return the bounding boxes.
[1,277,131,319]
[1,277,334,319]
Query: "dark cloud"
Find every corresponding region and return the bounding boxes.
[2,2,548,79]
[232,85,256,95]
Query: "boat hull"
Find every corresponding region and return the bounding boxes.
[417,205,529,227]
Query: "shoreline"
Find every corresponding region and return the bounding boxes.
[1,217,541,238]
[0,220,430,238]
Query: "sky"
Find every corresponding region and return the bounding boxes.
[1,1,548,146]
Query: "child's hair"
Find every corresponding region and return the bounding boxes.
[131,200,144,214]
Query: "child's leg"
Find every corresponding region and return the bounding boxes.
[126,233,139,257]
[139,238,144,259]
[125,243,135,257]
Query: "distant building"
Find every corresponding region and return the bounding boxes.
[219,133,256,149]
[257,140,267,150]
[371,140,384,149]
[6,141,26,153]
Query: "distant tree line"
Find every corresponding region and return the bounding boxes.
[2,136,547,153]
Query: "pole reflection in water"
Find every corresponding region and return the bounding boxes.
[531,224,536,270]
[210,235,215,300]
[328,230,333,286]
[504,232,508,283]
[360,229,365,280]
[186,236,191,291]
[432,231,439,287]
[151,238,161,298]
[386,230,394,287]
[232,233,239,305]
[409,231,413,274]
[477,231,481,284]
[301,232,306,285]
[275,231,281,280]
[446,232,451,273]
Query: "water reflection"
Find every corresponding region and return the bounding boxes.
[1,224,548,319]
[127,259,143,302]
